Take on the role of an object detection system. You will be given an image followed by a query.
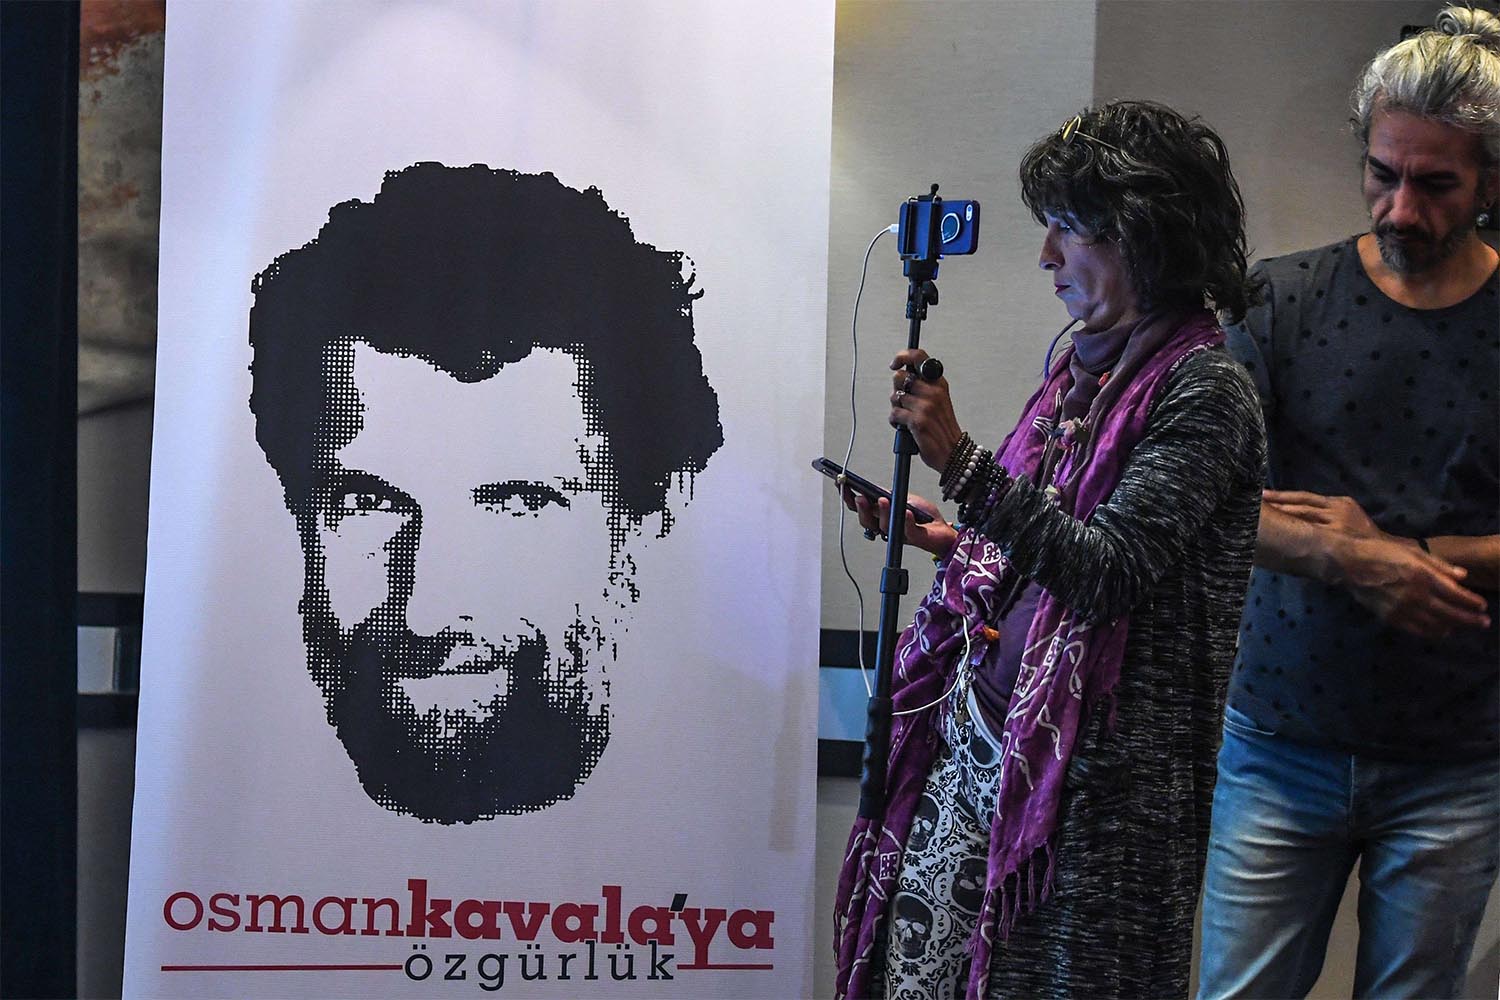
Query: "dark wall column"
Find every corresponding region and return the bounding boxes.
[1,3,80,997]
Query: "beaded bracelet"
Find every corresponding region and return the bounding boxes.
[942,440,984,502]
[956,452,1011,525]
[939,432,976,493]
[957,447,980,491]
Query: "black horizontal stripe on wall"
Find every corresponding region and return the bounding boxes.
[78,693,137,729]
[819,628,878,669]
[78,592,143,628]
[817,739,862,778]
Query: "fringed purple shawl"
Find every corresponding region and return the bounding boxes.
[832,311,1223,1000]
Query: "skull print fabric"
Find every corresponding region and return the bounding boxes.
[884,697,1004,1000]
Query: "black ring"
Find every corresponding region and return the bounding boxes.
[918,357,944,381]
[863,527,879,541]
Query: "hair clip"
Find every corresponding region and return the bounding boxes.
[1060,114,1124,154]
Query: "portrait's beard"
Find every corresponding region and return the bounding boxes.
[301,592,613,824]
[1373,220,1469,275]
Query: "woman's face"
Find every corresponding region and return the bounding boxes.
[1038,215,1143,332]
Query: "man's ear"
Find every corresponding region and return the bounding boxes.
[646,507,674,541]
[605,510,671,614]
[1478,165,1499,220]
[609,507,670,550]
[291,501,329,562]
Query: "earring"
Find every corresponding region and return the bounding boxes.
[1478,211,1491,228]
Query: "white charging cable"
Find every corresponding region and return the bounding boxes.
[834,225,894,697]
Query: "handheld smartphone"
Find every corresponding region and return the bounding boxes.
[812,457,935,524]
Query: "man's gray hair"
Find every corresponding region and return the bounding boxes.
[1352,4,1500,166]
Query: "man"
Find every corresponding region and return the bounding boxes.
[249,163,722,824]
[1198,8,1499,998]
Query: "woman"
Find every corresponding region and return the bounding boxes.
[832,101,1267,1000]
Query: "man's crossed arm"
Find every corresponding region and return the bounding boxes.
[1253,490,1495,640]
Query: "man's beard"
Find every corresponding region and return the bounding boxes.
[303,600,612,824]
[1373,220,1469,274]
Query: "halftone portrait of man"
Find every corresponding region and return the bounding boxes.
[249,163,722,824]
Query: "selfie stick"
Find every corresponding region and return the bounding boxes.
[858,185,945,822]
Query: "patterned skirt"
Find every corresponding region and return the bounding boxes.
[883,675,1200,1000]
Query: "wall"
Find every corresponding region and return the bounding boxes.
[820,0,1098,633]
[77,401,151,997]
[79,402,152,594]
[78,728,136,1000]
[1092,0,1432,261]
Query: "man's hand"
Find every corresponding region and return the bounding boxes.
[1255,497,1491,639]
[1264,490,1383,540]
[1333,534,1491,639]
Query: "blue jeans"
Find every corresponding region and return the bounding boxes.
[1197,706,1499,1000]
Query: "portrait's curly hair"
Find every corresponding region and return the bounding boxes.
[250,163,722,526]
[1019,100,1254,324]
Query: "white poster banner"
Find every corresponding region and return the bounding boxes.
[125,3,831,997]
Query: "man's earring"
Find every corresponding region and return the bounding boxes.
[1478,211,1492,228]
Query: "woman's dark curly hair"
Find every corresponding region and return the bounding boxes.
[1019,100,1254,323]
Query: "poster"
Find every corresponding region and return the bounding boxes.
[125,3,832,996]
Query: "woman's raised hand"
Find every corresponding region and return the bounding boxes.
[888,348,964,474]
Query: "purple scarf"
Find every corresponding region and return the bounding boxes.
[832,311,1223,1000]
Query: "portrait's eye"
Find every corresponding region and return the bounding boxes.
[340,491,399,513]
[473,480,572,517]
[322,471,415,521]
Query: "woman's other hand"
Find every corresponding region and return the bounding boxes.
[840,483,957,558]
[888,348,964,473]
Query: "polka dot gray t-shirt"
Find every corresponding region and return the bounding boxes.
[1225,237,1499,761]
